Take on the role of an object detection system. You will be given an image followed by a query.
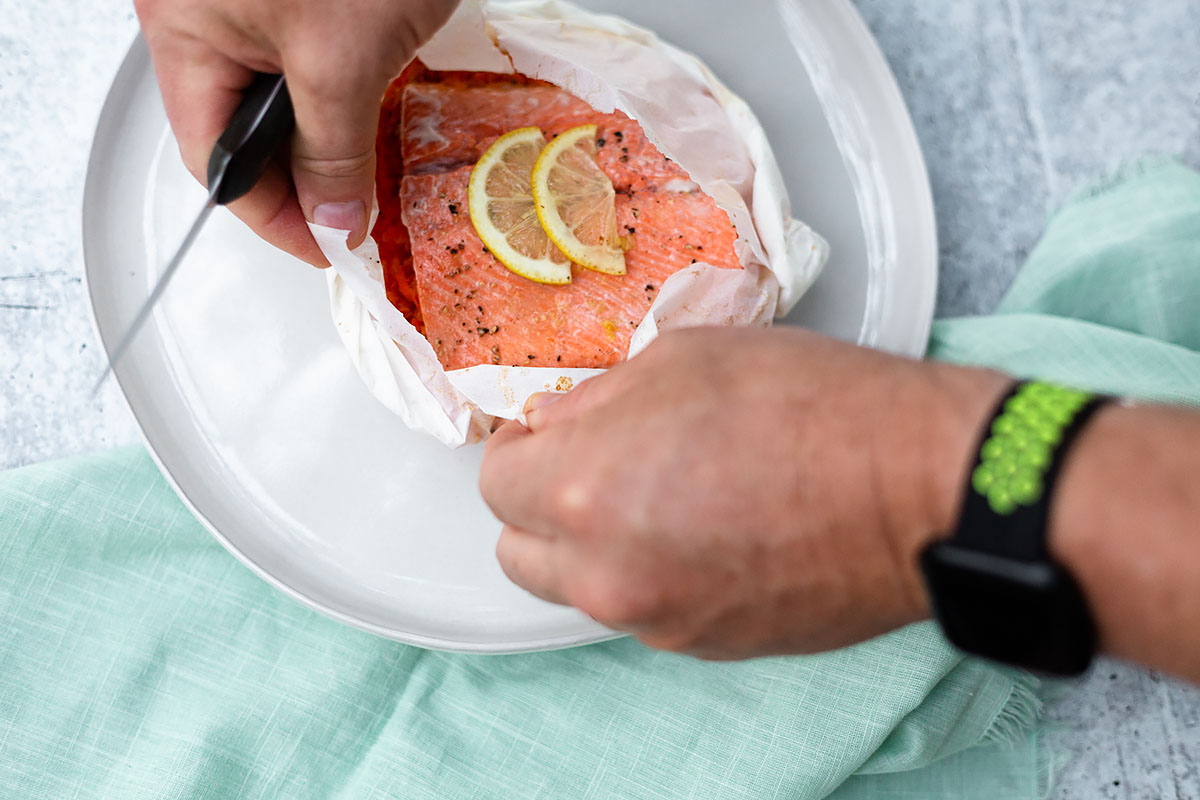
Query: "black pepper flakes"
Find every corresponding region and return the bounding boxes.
[556,355,562,362]
[632,208,639,218]
[527,354,536,360]
[613,130,624,142]
[618,154,629,163]
[448,203,458,215]
[645,284,655,291]
[596,138,606,147]
[690,258,697,264]
[625,225,636,235]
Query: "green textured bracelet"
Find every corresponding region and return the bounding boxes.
[920,379,1113,675]
[970,382,1098,516]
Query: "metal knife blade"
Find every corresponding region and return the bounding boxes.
[92,72,295,396]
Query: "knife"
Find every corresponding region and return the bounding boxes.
[92,72,295,396]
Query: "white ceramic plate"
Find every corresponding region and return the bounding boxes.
[84,0,936,653]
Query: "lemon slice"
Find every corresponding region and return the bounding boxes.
[532,124,627,275]
[468,127,572,285]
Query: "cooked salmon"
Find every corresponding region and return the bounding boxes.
[376,69,742,370]
[402,83,692,192]
[401,167,739,369]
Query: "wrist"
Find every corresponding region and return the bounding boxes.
[881,362,1013,623]
[1047,402,1137,660]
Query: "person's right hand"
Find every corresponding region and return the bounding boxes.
[479,327,1011,660]
[135,0,461,266]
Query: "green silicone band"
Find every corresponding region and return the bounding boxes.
[969,382,1096,515]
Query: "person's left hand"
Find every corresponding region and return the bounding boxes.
[479,326,1006,660]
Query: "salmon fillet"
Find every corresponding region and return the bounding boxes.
[388,74,741,370]
[401,168,739,369]
[402,83,692,191]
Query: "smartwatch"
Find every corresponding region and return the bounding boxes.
[920,380,1112,676]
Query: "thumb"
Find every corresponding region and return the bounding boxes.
[284,60,387,249]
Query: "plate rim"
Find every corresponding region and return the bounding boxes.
[802,0,938,356]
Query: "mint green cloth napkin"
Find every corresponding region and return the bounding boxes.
[3,161,1199,798]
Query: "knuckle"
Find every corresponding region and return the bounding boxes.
[384,2,459,60]
[493,531,520,577]
[566,570,662,628]
[477,460,504,509]
[132,0,163,23]
[639,329,695,367]
[569,578,638,627]
[386,17,425,62]
[638,629,696,654]
[549,478,598,532]
[292,148,374,181]
[283,57,334,97]
[287,47,386,102]
[641,331,680,359]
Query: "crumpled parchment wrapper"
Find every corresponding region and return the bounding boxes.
[310,0,830,447]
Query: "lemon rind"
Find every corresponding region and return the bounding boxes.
[531,124,627,276]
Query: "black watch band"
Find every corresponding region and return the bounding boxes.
[920,380,1113,676]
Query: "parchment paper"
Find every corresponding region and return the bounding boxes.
[311,0,829,447]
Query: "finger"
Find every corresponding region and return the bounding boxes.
[281,39,395,249]
[479,420,548,530]
[521,392,564,432]
[282,0,463,243]
[484,417,531,451]
[480,419,580,536]
[225,165,329,266]
[523,372,617,432]
[147,34,327,266]
[495,525,569,605]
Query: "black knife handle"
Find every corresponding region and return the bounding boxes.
[206,73,295,206]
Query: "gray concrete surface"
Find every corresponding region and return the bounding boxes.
[1,0,1197,796]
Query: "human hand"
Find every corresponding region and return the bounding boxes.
[480,327,1008,659]
[135,0,461,265]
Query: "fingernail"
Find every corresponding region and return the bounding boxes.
[312,200,365,232]
[523,392,561,415]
